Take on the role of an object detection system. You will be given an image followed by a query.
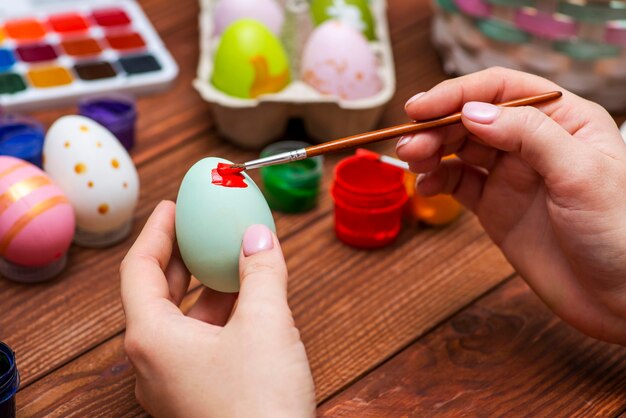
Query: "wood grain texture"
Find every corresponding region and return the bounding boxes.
[1,0,446,389]
[16,211,512,415]
[3,0,554,416]
[16,288,205,418]
[318,278,626,417]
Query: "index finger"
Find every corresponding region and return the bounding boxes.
[405,67,575,121]
[120,200,182,326]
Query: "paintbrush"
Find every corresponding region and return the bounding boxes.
[227,91,562,171]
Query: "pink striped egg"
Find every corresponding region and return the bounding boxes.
[0,156,75,267]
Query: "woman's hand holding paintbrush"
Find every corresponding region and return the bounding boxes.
[226,90,562,172]
[397,68,626,345]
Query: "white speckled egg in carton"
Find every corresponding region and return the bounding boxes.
[194,0,395,148]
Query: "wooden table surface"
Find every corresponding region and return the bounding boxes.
[2,0,626,416]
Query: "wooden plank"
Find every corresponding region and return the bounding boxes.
[319,278,626,417]
[0,127,338,387]
[16,289,206,418]
[289,214,512,401]
[16,209,513,415]
[9,0,521,414]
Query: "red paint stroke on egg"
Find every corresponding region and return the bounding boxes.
[211,163,247,188]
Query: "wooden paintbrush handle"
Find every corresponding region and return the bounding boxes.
[305,91,562,158]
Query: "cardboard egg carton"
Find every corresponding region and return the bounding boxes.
[194,0,395,148]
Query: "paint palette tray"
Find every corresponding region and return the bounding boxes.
[194,0,395,149]
[0,0,178,111]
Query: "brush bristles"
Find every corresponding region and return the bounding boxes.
[229,164,246,170]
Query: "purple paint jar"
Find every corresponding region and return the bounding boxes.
[0,341,19,418]
[78,95,137,150]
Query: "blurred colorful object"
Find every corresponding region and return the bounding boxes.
[211,19,290,98]
[0,156,74,283]
[432,0,626,111]
[403,170,462,226]
[213,0,284,36]
[311,0,376,40]
[301,20,381,100]
[0,115,45,167]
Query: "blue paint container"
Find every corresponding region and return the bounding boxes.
[0,341,19,418]
[0,115,45,167]
[0,49,16,72]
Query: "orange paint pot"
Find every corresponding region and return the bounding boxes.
[404,170,462,227]
[4,18,47,41]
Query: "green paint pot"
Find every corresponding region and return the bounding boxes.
[260,141,323,213]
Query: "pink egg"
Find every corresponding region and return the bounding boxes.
[0,156,74,267]
[213,0,284,36]
[301,20,382,100]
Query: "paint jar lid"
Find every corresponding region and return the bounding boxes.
[0,114,45,168]
[260,141,323,213]
[0,341,19,404]
[78,94,137,151]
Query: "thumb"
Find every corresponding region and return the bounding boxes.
[461,102,585,181]
[235,224,290,317]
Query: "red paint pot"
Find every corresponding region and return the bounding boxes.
[331,155,408,249]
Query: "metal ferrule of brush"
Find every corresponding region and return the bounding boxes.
[244,148,307,170]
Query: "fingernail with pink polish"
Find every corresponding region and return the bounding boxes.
[462,102,500,124]
[405,92,425,108]
[243,224,274,256]
[396,135,412,150]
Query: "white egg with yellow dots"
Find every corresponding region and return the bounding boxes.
[43,115,140,248]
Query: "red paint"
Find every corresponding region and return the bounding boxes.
[211,163,247,188]
[355,148,380,160]
[49,13,89,33]
[331,155,407,249]
[105,32,146,50]
[92,8,132,27]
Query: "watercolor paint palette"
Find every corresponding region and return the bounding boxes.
[0,0,178,111]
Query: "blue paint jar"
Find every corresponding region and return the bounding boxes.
[0,115,45,168]
[0,341,19,418]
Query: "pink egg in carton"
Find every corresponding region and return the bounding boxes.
[193,0,396,148]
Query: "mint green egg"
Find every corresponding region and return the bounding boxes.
[176,157,276,293]
[211,19,291,98]
[311,0,376,40]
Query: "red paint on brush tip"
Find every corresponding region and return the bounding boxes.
[211,163,248,188]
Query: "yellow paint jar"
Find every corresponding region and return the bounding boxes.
[404,169,462,226]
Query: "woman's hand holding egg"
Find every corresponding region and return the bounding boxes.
[120,201,316,418]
